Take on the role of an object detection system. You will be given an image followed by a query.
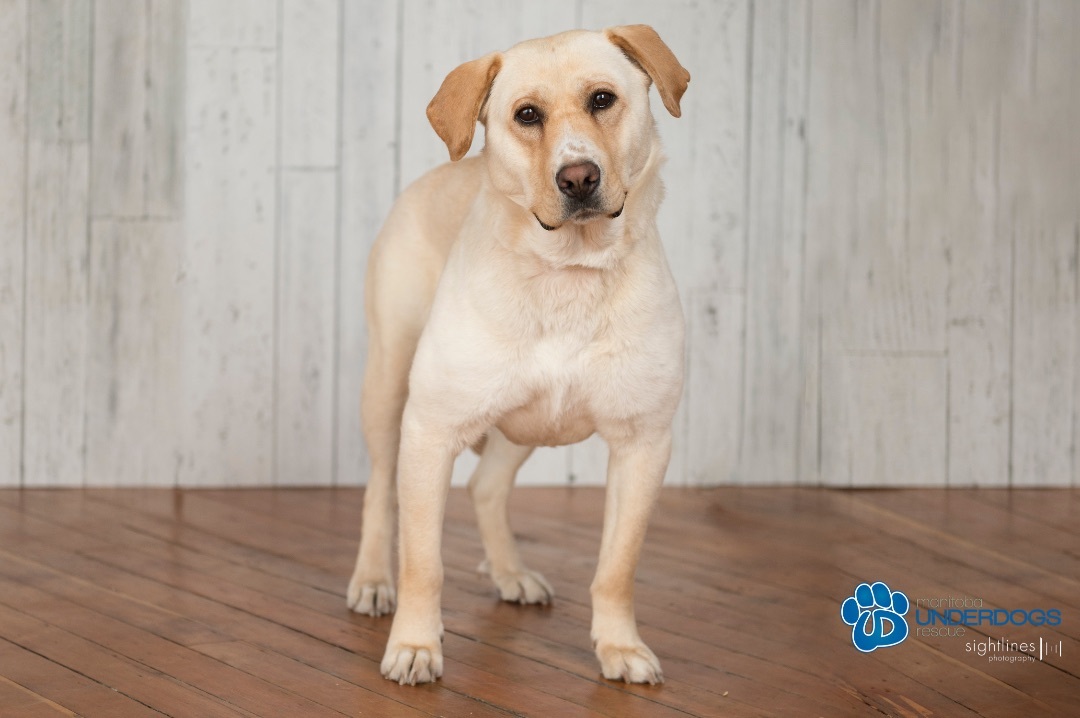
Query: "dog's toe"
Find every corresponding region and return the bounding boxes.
[381,644,442,685]
[492,568,554,605]
[347,575,396,616]
[596,641,664,685]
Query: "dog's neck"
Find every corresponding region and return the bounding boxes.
[457,141,670,336]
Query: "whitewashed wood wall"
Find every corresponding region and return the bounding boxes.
[1,0,1077,488]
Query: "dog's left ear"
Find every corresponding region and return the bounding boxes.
[427,52,502,161]
[605,25,690,118]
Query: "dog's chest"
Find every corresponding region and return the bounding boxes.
[494,333,601,447]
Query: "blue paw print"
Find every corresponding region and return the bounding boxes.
[841,582,909,652]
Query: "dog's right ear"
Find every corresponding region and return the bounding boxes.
[427,53,502,162]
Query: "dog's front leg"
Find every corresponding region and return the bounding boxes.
[591,428,671,684]
[380,405,457,685]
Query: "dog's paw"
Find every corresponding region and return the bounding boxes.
[478,559,554,604]
[381,643,443,685]
[595,640,664,684]
[347,572,396,617]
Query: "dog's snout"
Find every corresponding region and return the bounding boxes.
[556,162,601,201]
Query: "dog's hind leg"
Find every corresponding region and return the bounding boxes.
[347,339,409,616]
[468,428,554,604]
[347,195,449,617]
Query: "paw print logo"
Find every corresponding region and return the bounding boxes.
[841,582,910,652]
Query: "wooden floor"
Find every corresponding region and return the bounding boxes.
[0,487,1077,717]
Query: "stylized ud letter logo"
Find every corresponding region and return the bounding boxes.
[841,582,910,652]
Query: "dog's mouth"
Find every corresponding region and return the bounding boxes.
[534,214,560,231]
[533,197,626,232]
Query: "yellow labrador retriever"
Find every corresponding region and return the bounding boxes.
[347,25,689,685]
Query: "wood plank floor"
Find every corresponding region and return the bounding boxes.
[0,487,1077,717]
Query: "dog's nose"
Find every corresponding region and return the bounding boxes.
[556,161,601,200]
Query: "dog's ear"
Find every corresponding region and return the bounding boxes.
[427,52,502,161]
[605,25,690,118]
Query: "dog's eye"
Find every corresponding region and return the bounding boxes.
[591,91,615,111]
[515,106,540,125]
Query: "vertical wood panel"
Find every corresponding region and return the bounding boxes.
[664,0,747,487]
[883,0,958,487]
[24,140,90,487]
[275,0,339,485]
[145,0,187,217]
[1008,0,1078,487]
[844,354,947,486]
[815,1,950,486]
[958,0,1030,106]
[0,0,27,486]
[683,287,745,485]
[28,0,90,143]
[23,0,91,487]
[840,1,947,356]
[91,0,148,217]
[946,0,1022,487]
[807,0,858,486]
[180,36,277,485]
[91,0,185,220]
[276,171,336,485]
[85,220,182,486]
[945,111,1012,487]
[82,1,187,487]
[187,0,275,49]
[336,0,399,486]
[1074,0,1080,491]
[280,0,338,168]
[740,0,809,484]
[796,1,827,485]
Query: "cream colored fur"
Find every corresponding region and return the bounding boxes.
[346,25,690,686]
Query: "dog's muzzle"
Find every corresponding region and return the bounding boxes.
[533,198,626,231]
[533,162,624,231]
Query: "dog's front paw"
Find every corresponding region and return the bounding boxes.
[347,571,396,617]
[595,640,664,684]
[479,560,554,604]
[381,642,443,685]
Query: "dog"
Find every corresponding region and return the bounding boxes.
[346,25,690,686]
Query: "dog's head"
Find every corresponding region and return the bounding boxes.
[426,26,689,232]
